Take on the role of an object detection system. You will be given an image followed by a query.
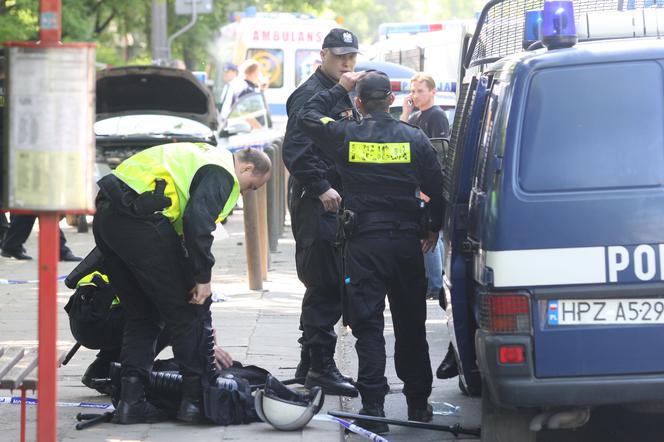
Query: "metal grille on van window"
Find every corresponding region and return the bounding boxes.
[443,78,475,203]
[466,0,657,69]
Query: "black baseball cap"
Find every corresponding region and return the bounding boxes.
[322,28,359,55]
[357,70,392,101]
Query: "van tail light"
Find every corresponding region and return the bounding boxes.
[499,345,525,364]
[480,293,531,333]
[390,80,402,92]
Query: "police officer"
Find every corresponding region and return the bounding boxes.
[93,142,270,424]
[282,28,360,397]
[297,71,444,433]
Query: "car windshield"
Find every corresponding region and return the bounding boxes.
[95,115,212,137]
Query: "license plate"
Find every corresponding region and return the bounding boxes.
[547,298,664,325]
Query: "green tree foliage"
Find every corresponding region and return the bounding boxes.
[0,0,480,67]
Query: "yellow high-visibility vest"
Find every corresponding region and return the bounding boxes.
[113,142,240,235]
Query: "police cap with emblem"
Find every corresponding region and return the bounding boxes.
[322,28,359,55]
[356,70,392,101]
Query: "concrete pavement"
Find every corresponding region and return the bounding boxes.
[0,209,480,441]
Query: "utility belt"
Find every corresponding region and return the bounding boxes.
[341,209,422,237]
[98,174,171,218]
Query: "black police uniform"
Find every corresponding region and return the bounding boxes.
[298,80,444,416]
[282,68,359,370]
[93,165,234,423]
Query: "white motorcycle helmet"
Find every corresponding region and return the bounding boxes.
[255,374,325,431]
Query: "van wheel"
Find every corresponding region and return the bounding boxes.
[481,381,536,442]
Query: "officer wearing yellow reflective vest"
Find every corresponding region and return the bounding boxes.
[297,71,444,434]
[93,142,271,424]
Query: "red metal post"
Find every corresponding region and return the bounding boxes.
[36,2,61,440]
[20,388,26,442]
[39,0,61,44]
[37,212,59,442]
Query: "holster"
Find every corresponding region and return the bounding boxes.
[98,175,171,217]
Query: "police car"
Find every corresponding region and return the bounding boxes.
[443,1,664,441]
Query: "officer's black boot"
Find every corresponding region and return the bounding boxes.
[407,396,433,422]
[82,356,115,395]
[436,343,459,379]
[304,347,358,397]
[294,345,310,379]
[111,376,169,424]
[176,376,205,423]
[350,402,389,434]
[296,346,353,383]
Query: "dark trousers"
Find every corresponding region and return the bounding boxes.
[93,194,208,381]
[71,308,172,363]
[291,193,342,352]
[2,214,68,254]
[344,230,433,404]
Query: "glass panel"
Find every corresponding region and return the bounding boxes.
[296,49,321,86]
[246,48,284,89]
[228,93,267,130]
[520,61,664,192]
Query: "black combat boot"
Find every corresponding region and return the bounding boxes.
[176,376,205,423]
[304,347,358,397]
[350,402,389,434]
[296,346,353,383]
[294,346,310,379]
[81,356,114,395]
[111,376,169,424]
[436,343,459,379]
[407,396,433,422]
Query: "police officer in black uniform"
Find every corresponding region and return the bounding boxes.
[297,70,444,433]
[282,28,360,397]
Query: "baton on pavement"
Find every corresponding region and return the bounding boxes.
[328,410,481,437]
[75,411,114,430]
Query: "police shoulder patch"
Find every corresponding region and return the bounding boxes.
[348,141,411,164]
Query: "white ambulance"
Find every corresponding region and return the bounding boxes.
[217,13,338,128]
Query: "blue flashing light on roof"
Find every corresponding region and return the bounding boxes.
[541,0,577,50]
[523,10,543,49]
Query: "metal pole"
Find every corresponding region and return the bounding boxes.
[257,185,269,280]
[37,212,59,442]
[37,2,61,440]
[151,0,169,63]
[243,192,263,290]
[167,0,198,61]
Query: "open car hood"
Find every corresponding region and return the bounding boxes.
[96,65,218,130]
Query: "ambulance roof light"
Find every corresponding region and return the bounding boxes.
[541,0,578,50]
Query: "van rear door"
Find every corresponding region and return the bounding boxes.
[507,59,664,378]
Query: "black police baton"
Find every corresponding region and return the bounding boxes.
[61,343,81,366]
[328,410,481,437]
[75,411,114,430]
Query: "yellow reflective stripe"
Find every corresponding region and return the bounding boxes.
[320,116,335,125]
[348,142,411,164]
[76,271,110,288]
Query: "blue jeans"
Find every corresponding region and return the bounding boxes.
[424,234,444,296]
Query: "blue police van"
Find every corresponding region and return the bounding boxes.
[444,1,664,440]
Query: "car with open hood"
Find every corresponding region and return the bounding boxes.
[95,65,281,169]
[95,65,220,168]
